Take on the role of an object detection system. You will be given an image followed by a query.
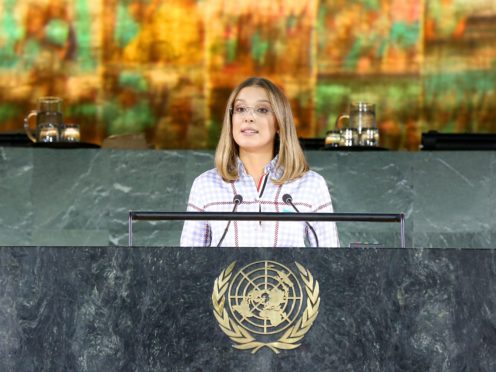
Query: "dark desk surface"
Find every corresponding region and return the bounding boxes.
[32,142,100,149]
[0,132,99,148]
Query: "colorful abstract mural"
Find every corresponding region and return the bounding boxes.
[0,0,495,150]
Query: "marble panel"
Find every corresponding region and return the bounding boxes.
[312,151,414,248]
[108,150,214,246]
[0,147,33,244]
[412,152,493,248]
[1,148,495,248]
[491,154,496,247]
[31,149,110,245]
[32,229,109,246]
[0,246,495,371]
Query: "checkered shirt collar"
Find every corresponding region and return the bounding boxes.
[236,155,282,179]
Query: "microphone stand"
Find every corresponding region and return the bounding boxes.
[282,194,319,248]
[216,195,243,247]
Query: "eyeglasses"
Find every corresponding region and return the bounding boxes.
[230,105,273,117]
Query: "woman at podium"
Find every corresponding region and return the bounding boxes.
[181,77,339,248]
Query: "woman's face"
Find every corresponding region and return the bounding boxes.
[231,86,278,156]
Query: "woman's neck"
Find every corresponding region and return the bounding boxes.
[239,150,273,183]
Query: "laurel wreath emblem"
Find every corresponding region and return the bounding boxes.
[212,261,320,354]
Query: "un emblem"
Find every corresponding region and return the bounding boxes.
[212,261,320,353]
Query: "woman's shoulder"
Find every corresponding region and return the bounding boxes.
[283,170,328,194]
[297,169,327,185]
[193,168,223,185]
[189,168,236,205]
[192,168,239,193]
[282,170,331,206]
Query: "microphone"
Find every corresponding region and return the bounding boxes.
[216,194,243,247]
[282,193,319,247]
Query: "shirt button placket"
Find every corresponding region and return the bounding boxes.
[258,200,263,231]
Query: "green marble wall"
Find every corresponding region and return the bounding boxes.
[0,148,494,248]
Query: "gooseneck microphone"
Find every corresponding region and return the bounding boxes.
[282,193,319,247]
[216,194,243,247]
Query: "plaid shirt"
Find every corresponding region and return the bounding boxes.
[180,157,340,247]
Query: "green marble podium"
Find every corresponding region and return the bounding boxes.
[1,148,495,370]
[0,246,495,371]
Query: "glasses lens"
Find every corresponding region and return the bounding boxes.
[232,106,271,117]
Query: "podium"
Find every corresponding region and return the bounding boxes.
[1,245,495,370]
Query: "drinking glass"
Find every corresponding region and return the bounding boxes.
[60,124,80,142]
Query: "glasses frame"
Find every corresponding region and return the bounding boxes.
[229,105,274,117]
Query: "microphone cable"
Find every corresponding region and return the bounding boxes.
[282,193,319,247]
[217,194,243,247]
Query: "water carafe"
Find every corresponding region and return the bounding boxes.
[23,97,63,143]
[335,102,378,146]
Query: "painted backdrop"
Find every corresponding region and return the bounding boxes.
[0,0,495,150]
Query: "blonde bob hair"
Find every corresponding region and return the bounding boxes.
[215,77,309,184]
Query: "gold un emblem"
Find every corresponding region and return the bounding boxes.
[212,260,320,353]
